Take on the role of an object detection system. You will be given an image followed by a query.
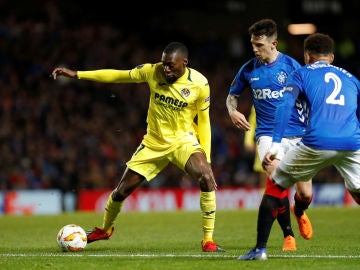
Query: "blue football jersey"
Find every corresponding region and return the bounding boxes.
[229,53,306,140]
[274,61,360,150]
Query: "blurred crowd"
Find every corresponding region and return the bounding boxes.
[0,2,359,192]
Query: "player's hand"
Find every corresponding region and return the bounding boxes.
[51,67,77,80]
[262,142,280,168]
[229,110,251,131]
[262,152,275,168]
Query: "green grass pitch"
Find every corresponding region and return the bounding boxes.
[1,207,359,270]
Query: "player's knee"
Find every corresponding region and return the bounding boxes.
[111,189,128,202]
[198,173,214,192]
[296,190,312,202]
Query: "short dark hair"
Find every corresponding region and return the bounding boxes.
[248,18,278,39]
[163,42,188,57]
[304,33,334,54]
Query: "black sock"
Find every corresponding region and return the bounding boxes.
[276,196,295,238]
[294,193,312,217]
[255,194,278,249]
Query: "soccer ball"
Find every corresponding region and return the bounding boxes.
[57,224,87,252]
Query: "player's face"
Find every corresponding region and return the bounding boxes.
[161,52,188,84]
[250,35,277,64]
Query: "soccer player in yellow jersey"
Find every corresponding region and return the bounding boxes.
[51,41,224,252]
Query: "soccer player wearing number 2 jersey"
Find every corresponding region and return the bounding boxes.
[264,33,360,228]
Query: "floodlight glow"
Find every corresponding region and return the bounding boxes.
[288,24,317,35]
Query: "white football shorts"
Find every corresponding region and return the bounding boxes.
[272,141,360,192]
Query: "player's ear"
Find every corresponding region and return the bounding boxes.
[271,39,278,50]
[304,51,310,64]
[183,58,188,66]
[329,53,334,64]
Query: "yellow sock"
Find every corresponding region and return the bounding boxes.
[102,193,123,233]
[200,191,216,241]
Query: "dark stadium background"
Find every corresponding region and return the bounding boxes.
[0,0,359,194]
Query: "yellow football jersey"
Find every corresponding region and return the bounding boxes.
[78,63,211,160]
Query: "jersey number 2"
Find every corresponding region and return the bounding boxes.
[325,72,344,105]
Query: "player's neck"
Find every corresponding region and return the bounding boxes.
[263,51,279,65]
[313,57,332,64]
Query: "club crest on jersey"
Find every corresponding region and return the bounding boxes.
[180,88,190,98]
[277,71,287,84]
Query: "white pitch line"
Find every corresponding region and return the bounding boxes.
[1,253,360,259]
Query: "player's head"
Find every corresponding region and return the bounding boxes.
[303,33,334,64]
[248,18,278,64]
[161,42,189,84]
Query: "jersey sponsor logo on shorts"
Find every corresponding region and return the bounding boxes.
[250,77,259,81]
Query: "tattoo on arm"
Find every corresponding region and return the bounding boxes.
[226,95,238,114]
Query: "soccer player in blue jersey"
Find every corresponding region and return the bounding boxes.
[263,33,360,219]
[226,19,313,260]
[51,41,225,252]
